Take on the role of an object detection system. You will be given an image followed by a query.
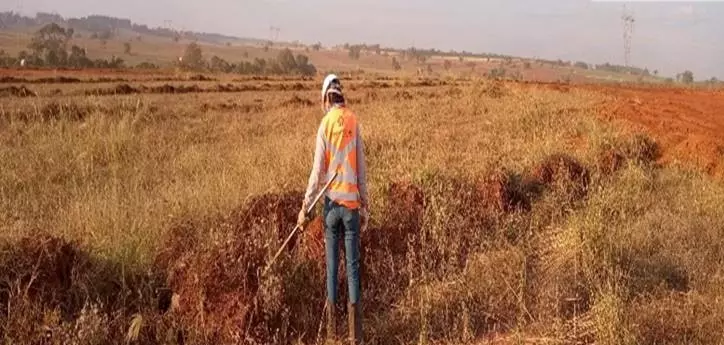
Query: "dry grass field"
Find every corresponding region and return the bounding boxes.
[1,67,724,345]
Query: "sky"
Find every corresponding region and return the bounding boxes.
[4,0,724,79]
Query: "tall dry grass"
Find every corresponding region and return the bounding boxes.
[0,79,723,344]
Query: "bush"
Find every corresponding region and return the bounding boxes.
[392,57,401,71]
[487,67,506,79]
[135,62,158,69]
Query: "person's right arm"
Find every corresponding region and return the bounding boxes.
[302,120,327,211]
[355,123,369,210]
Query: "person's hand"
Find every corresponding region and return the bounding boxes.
[360,207,369,232]
[297,208,311,230]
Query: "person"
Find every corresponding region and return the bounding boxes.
[298,74,369,344]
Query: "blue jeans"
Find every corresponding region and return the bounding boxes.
[323,197,361,305]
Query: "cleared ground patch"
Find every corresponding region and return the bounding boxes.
[592,84,724,177]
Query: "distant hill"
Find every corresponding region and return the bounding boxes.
[0,11,264,46]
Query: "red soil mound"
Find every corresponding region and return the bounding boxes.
[235,191,304,250]
[0,235,89,317]
[156,191,325,343]
[300,216,325,263]
[596,148,626,175]
[532,154,590,201]
[364,181,426,257]
[476,170,529,214]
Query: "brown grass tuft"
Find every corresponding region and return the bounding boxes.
[188,74,216,82]
[0,85,37,97]
[531,154,590,202]
[281,95,314,107]
[629,291,724,344]
[39,102,91,121]
[596,148,626,175]
[84,83,139,96]
[480,81,509,98]
[622,134,661,166]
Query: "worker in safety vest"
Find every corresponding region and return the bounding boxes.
[298,74,369,345]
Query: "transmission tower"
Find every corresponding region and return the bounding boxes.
[621,5,635,68]
[15,1,22,54]
[269,26,280,41]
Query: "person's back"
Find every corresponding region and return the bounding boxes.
[319,105,363,209]
[298,74,368,345]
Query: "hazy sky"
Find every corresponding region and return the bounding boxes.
[5,0,724,79]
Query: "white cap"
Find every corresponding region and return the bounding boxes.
[321,74,340,101]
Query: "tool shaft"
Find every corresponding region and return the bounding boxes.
[262,171,338,275]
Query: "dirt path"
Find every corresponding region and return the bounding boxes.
[589,84,724,178]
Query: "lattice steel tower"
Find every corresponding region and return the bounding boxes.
[622,5,635,68]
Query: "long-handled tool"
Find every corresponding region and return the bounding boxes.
[262,171,337,276]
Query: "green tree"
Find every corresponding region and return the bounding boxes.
[278,48,298,72]
[29,23,73,66]
[680,70,694,84]
[348,45,361,60]
[295,54,317,76]
[67,45,93,68]
[181,42,205,71]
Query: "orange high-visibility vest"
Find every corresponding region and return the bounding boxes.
[322,106,361,209]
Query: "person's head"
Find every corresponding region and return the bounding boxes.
[321,74,345,113]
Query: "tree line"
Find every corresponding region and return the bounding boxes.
[0,22,317,75]
[0,23,125,68]
[180,42,316,76]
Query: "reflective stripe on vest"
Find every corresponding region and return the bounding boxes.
[323,107,360,209]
